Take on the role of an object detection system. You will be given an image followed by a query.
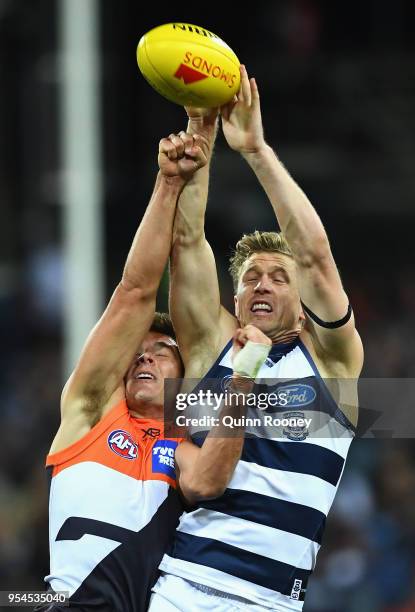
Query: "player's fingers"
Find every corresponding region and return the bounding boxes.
[179,156,206,175]
[182,143,207,168]
[236,65,245,102]
[185,106,218,120]
[168,133,185,157]
[240,65,251,106]
[233,328,247,347]
[250,77,260,107]
[193,147,208,168]
[178,131,196,154]
[159,138,177,158]
[192,133,210,156]
[184,106,206,118]
[220,96,237,120]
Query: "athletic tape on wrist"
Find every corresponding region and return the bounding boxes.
[232,340,272,380]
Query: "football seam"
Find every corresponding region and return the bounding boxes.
[143,37,187,100]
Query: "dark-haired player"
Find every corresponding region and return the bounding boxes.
[38,130,269,611]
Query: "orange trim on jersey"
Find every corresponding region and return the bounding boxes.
[46,400,129,467]
[47,399,183,487]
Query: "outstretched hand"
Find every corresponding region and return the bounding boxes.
[158,131,209,182]
[221,65,265,154]
[184,106,219,141]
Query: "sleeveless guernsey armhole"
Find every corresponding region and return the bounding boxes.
[203,339,233,378]
[301,302,352,329]
[297,339,356,434]
[46,400,129,467]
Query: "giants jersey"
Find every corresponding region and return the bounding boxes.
[160,338,355,611]
[45,399,183,611]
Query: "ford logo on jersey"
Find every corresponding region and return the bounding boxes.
[152,440,178,479]
[107,430,138,460]
[279,383,317,407]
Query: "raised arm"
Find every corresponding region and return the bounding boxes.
[61,134,208,427]
[221,65,363,375]
[175,324,271,504]
[169,109,237,376]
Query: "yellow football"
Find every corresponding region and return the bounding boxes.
[137,23,240,108]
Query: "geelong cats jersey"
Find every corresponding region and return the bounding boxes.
[160,338,355,611]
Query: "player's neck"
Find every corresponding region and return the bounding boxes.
[269,327,301,345]
[128,400,164,420]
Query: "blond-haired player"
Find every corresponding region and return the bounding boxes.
[149,65,364,611]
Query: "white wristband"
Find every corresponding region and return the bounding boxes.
[232,340,271,380]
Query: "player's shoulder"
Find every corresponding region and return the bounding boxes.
[300,327,363,378]
[183,308,237,379]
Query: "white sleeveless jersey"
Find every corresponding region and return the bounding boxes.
[160,338,355,611]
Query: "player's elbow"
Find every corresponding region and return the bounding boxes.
[295,235,332,270]
[180,476,226,504]
[172,228,205,249]
[118,279,157,302]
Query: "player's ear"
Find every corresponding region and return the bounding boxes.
[299,307,306,329]
[234,295,239,318]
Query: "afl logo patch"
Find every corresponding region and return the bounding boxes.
[107,429,138,460]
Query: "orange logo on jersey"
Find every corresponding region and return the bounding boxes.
[108,430,138,460]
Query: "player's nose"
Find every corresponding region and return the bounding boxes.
[254,276,272,293]
[138,352,155,364]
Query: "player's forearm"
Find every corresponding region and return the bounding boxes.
[173,118,218,245]
[181,380,252,502]
[122,173,184,293]
[185,439,244,502]
[243,145,331,263]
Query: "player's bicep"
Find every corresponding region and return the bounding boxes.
[296,253,363,370]
[63,283,155,408]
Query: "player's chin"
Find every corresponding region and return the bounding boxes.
[247,313,274,330]
[129,382,162,402]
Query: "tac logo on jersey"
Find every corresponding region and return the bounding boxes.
[152,440,178,479]
[107,429,138,460]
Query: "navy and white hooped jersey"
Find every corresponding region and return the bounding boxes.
[160,338,356,611]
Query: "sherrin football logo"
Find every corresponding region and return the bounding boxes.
[174,52,237,88]
[107,430,138,460]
